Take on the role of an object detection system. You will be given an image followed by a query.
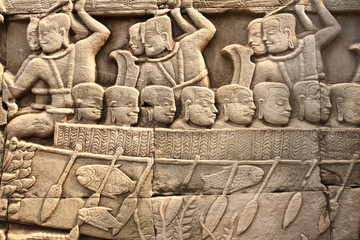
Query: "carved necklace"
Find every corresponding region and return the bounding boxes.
[268,39,305,62]
[147,42,180,63]
[41,44,76,89]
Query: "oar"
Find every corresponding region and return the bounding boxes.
[69,147,123,236]
[283,158,318,229]
[329,154,358,221]
[237,157,281,235]
[202,162,239,239]
[179,155,200,193]
[265,0,299,17]
[85,147,124,208]
[40,143,82,223]
[113,156,154,235]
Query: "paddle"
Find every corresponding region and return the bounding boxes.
[40,143,82,223]
[113,156,154,235]
[237,157,281,235]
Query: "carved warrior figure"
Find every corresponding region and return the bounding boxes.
[138,85,176,128]
[289,80,331,127]
[251,82,291,127]
[70,83,104,124]
[327,83,360,127]
[251,0,341,89]
[136,1,216,93]
[171,86,217,129]
[213,84,255,129]
[104,86,140,127]
[5,0,110,140]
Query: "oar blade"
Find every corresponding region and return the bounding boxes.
[202,195,228,239]
[114,195,138,235]
[283,192,302,229]
[40,184,62,223]
[237,200,258,235]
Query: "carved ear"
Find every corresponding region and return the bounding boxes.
[223,98,230,122]
[285,28,294,49]
[298,95,305,120]
[162,32,172,51]
[258,99,264,119]
[147,109,153,122]
[184,100,191,121]
[336,97,344,122]
[110,108,116,123]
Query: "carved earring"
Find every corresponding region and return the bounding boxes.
[289,39,294,49]
[298,96,305,120]
[76,110,81,121]
[148,109,153,122]
[184,100,191,122]
[111,108,116,123]
[223,105,229,122]
[336,97,344,122]
[258,99,264,119]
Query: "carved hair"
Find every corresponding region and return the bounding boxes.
[253,82,289,102]
[247,18,262,33]
[140,85,174,107]
[105,86,139,107]
[179,86,215,118]
[263,13,297,47]
[39,13,71,33]
[72,83,105,106]
[216,85,253,118]
[129,22,145,43]
[145,15,172,38]
[330,83,360,121]
[28,16,40,32]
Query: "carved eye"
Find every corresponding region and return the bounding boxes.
[276,101,284,106]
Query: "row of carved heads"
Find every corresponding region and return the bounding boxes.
[71,82,360,129]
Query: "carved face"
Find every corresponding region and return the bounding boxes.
[248,22,267,56]
[261,87,291,125]
[77,96,103,121]
[129,28,144,56]
[320,85,331,122]
[188,92,218,127]
[262,19,289,54]
[27,25,41,51]
[111,96,140,126]
[39,25,64,54]
[342,92,360,125]
[227,91,256,125]
[144,26,167,57]
[153,95,176,124]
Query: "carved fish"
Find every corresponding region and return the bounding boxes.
[76,165,136,198]
[200,165,264,193]
[78,206,122,235]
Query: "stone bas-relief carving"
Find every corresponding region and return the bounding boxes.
[0,0,360,239]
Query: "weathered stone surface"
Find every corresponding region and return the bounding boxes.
[0,0,359,239]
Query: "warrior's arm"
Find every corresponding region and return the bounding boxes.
[171,8,196,36]
[62,0,89,41]
[294,1,318,38]
[183,7,216,50]
[7,61,40,98]
[135,66,148,92]
[312,0,341,48]
[74,0,110,52]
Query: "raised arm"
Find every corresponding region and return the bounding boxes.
[171,8,196,39]
[294,0,318,38]
[74,0,110,52]
[62,0,89,41]
[312,0,341,48]
[182,6,216,50]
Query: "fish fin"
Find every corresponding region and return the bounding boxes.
[88,219,110,232]
[96,206,113,211]
[114,164,122,168]
[112,222,125,235]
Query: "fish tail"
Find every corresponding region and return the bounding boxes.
[112,222,124,236]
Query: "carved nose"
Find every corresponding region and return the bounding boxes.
[212,105,218,114]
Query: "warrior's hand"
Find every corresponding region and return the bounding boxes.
[166,0,181,8]
[62,0,73,13]
[75,0,86,12]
